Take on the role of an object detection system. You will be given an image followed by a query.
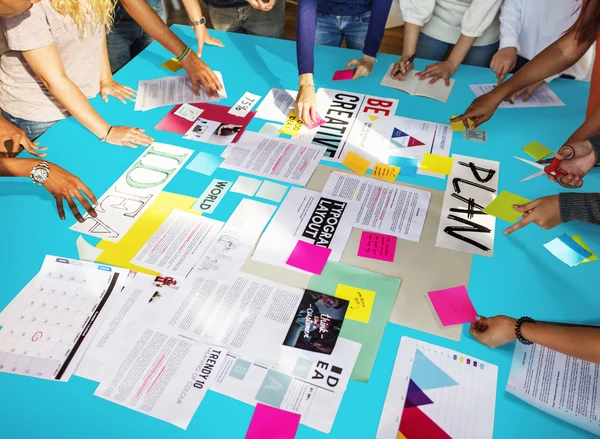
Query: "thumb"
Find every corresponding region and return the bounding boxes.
[469,324,486,343]
[102,93,109,103]
[346,59,358,70]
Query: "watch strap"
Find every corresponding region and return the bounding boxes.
[189,17,206,27]
[30,160,50,184]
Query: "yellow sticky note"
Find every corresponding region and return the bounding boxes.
[482,190,531,223]
[397,433,408,439]
[343,151,371,175]
[280,110,304,136]
[522,141,553,161]
[450,114,475,133]
[421,153,454,175]
[96,191,198,274]
[161,58,182,72]
[335,284,376,323]
[573,235,598,265]
[372,163,400,182]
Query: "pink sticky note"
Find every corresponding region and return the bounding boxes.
[305,114,326,130]
[357,231,397,262]
[332,69,355,81]
[286,240,331,274]
[428,286,477,326]
[245,404,301,439]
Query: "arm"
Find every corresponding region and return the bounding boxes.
[568,105,600,142]
[120,0,222,96]
[490,0,521,83]
[0,114,46,156]
[99,34,137,104]
[180,0,224,56]
[295,0,318,125]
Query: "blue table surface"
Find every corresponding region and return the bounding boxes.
[1,26,599,438]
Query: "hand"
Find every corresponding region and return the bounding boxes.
[246,0,277,11]
[195,25,224,58]
[106,126,154,148]
[390,54,415,80]
[180,51,223,97]
[0,115,47,157]
[449,90,504,129]
[100,79,136,104]
[470,315,517,348]
[547,140,596,187]
[346,55,375,80]
[416,60,456,86]
[504,195,561,235]
[490,47,517,85]
[43,162,98,222]
[295,84,317,127]
[508,80,543,103]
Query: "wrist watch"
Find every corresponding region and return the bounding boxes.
[30,160,50,185]
[189,17,206,28]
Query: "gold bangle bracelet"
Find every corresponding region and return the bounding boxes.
[299,84,315,89]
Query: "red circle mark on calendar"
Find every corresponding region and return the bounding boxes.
[31,331,43,342]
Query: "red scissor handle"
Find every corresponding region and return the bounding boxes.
[544,157,566,177]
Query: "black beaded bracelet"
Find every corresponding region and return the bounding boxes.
[515,316,536,345]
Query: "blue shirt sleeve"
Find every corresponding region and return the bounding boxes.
[362,0,393,58]
[297,0,318,75]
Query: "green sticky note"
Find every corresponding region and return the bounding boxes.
[307,261,400,382]
[522,141,553,161]
[483,190,531,223]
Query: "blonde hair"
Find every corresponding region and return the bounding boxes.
[51,0,115,34]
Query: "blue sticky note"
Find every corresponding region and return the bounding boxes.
[389,156,419,177]
[186,151,224,176]
[544,234,592,267]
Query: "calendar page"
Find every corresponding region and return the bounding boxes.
[0,256,128,381]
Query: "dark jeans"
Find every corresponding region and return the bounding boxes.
[415,32,499,67]
[208,0,285,38]
[1,109,57,142]
[315,10,371,50]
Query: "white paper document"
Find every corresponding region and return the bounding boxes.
[191,199,276,279]
[507,343,600,436]
[156,273,303,365]
[70,143,193,243]
[212,338,361,433]
[377,337,498,439]
[94,328,226,429]
[255,88,298,122]
[380,64,455,103]
[135,73,226,111]
[220,132,324,187]
[252,187,360,270]
[130,209,223,277]
[0,256,128,381]
[470,83,564,108]
[183,118,221,143]
[76,235,104,262]
[435,155,499,257]
[322,172,431,242]
[228,91,261,117]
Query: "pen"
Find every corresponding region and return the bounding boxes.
[394,54,416,77]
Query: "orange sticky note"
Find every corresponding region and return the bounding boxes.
[161,58,182,72]
[343,151,371,175]
[372,163,400,182]
[421,153,454,175]
[451,114,475,133]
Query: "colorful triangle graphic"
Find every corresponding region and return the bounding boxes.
[369,115,379,121]
[399,407,453,439]
[392,128,409,138]
[407,136,425,147]
[410,349,458,391]
[405,379,433,408]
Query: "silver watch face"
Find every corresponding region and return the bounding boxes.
[32,167,49,184]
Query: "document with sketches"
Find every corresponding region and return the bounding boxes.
[220,132,324,186]
[295,88,398,160]
[435,155,499,257]
[156,273,303,365]
[255,88,298,123]
[212,337,360,433]
[507,343,600,436]
[135,73,226,111]
[191,199,276,279]
[322,172,431,242]
[130,209,223,277]
[0,256,128,381]
[70,143,193,243]
[252,187,360,269]
[94,328,226,429]
[470,83,564,108]
[380,64,455,103]
[75,272,182,382]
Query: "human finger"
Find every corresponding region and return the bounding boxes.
[513,200,539,213]
[504,214,535,235]
[101,91,109,103]
[444,74,450,87]
[523,86,536,102]
[79,182,98,207]
[66,196,84,223]
[346,59,358,70]
[22,137,46,157]
[497,65,509,84]
[74,191,95,219]
[309,105,317,126]
[55,197,66,220]
[208,36,224,47]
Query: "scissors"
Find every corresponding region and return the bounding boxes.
[514,146,581,188]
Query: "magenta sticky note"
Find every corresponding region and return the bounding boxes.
[357,231,397,262]
[305,114,326,130]
[245,404,300,439]
[332,69,355,81]
[428,286,477,326]
[286,240,331,274]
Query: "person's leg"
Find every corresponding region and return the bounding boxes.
[1,110,57,142]
[314,13,343,47]
[414,33,451,62]
[462,42,500,67]
[208,4,244,33]
[130,0,167,59]
[242,0,285,38]
[106,4,138,73]
[341,10,370,51]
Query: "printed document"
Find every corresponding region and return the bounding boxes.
[220,132,324,186]
[507,343,600,436]
[252,187,360,269]
[322,172,431,242]
[94,328,226,429]
[255,88,298,122]
[130,209,223,277]
[470,83,564,108]
[380,64,455,103]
